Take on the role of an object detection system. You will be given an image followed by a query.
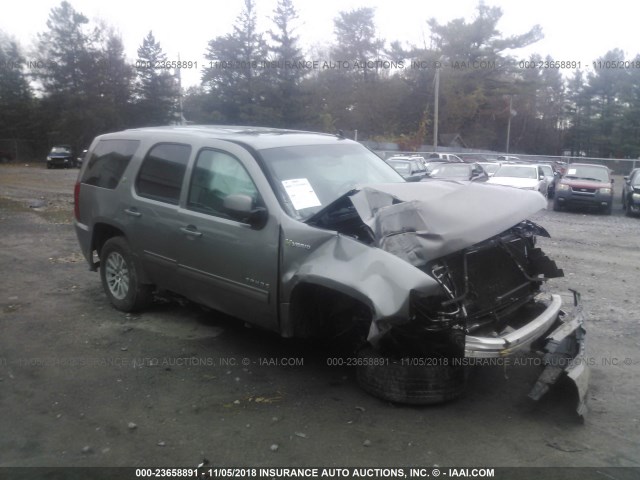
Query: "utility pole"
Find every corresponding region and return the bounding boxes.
[505,95,513,154]
[175,53,185,125]
[433,66,440,152]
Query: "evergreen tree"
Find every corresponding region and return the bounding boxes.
[135,31,178,126]
[332,7,384,82]
[202,0,270,123]
[0,34,33,142]
[35,1,95,95]
[266,0,307,127]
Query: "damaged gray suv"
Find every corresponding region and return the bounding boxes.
[74,126,588,414]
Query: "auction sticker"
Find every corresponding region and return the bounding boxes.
[282,178,321,210]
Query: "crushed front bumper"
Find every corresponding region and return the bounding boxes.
[466,292,589,417]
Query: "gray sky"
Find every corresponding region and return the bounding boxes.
[1,0,637,87]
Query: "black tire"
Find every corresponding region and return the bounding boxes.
[356,346,466,405]
[100,236,153,312]
[623,195,632,216]
[603,203,612,215]
[553,199,562,211]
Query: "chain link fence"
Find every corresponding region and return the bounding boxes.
[0,139,38,163]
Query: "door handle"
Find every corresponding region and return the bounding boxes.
[124,208,141,217]
[180,226,203,237]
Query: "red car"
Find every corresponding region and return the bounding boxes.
[553,163,614,214]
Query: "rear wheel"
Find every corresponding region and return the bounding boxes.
[100,236,153,312]
[356,346,466,405]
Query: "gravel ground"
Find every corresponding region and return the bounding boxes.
[0,164,639,471]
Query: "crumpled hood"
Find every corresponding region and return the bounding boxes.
[348,181,547,266]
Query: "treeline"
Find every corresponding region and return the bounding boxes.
[1,0,640,159]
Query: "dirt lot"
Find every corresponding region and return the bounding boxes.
[1,164,639,470]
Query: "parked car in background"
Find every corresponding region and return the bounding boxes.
[46,145,77,169]
[427,152,464,163]
[477,162,501,177]
[423,162,488,182]
[497,155,521,162]
[622,168,640,217]
[553,163,614,214]
[487,163,549,197]
[423,159,449,173]
[538,164,556,198]
[386,157,428,181]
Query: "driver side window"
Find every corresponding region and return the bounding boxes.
[187,149,260,218]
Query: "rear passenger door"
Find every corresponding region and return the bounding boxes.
[176,144,280,329]
[126,143,192,290]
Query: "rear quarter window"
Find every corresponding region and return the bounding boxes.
[81,139,140,189]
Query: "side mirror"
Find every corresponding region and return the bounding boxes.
[224,194,268,229]
[624,176,629,182]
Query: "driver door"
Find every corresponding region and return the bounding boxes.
[175,144,280,329]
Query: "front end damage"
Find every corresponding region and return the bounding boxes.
[304,182,589,415]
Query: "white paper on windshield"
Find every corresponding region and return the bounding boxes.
[567,168,577,175]
[282,178,321,210]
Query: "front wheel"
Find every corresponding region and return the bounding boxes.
[100,237,153,312]
[356,346,466,405]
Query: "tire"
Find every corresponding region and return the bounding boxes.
[356,346,466,405]
[603,203,612,215]
[623,195,632,216]
[100,236,153,312]
[553,199,562,211]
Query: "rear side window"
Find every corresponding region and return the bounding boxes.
[135,143,191,205]
[81,139,140,189]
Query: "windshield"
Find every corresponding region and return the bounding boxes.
[425,161,447,173]
[479,163,500,174]
[51,146,71,154]
[387,160,411,173]
[429,163,471,178]
[260,143,404,220]
[494,164,537,179]
[539,165,553,177]
[564,165,610,182]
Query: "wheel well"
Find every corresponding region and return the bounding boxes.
[289,283,372,348]
[92,223,126,259]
